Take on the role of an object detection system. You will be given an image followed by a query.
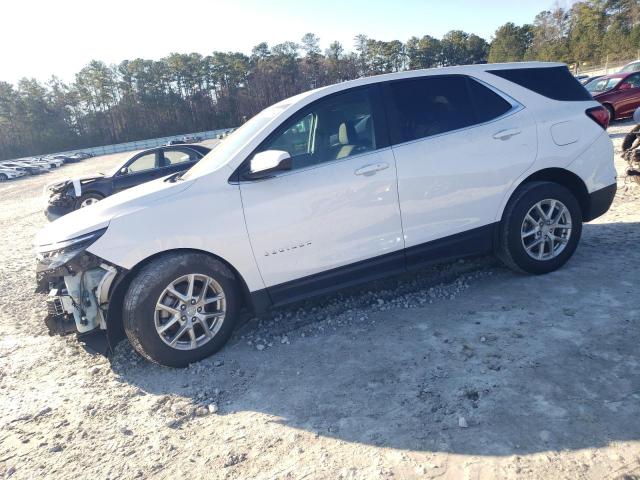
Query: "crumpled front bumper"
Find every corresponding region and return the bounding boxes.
[36,248,120,350]
[43,192,76,221]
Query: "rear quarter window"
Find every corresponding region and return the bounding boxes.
[488,66,592,101]
[467,79,513,123]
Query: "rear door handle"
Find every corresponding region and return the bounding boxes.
[354,162,389,176]
[493,128,521,140]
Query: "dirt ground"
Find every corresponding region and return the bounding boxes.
[1,126,639,480]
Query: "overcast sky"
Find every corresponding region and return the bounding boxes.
[0,0,576,85]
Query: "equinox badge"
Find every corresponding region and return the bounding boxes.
[264,241,312,256]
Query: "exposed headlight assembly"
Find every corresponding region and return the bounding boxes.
[36,228,107,271]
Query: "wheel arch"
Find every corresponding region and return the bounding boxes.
[500,168,590,223]
[602,102,615,121]
[80,189,106,199]
[105,248,259,348]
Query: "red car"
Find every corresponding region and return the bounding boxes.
[586,72,640,121]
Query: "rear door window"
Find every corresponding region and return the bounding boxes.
[621,74,640,89]
[163,148,199,166]
[384,75,514,145]
[384,76,476,144]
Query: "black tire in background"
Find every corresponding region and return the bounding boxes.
[496,181,582,275]
[0,174,7,182]
[122,252,240,367]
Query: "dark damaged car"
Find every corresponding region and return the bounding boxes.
[44,144,210,219]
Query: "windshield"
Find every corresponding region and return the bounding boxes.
[183,105,286,179]
[586,77,622,93]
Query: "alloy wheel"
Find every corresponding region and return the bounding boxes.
[521,199,572,261]
[154,274,226,350]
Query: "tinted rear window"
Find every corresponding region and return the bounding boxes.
[488,66,592,101]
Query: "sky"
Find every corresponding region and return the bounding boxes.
[0,0,576,85]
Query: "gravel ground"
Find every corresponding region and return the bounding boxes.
[1,127,639,480]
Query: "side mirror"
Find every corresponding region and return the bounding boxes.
[244,150,292,180]
[119,166,129,175]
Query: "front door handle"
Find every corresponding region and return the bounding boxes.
[354,162,389,176]
[493,128,521,140]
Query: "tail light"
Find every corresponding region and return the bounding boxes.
[586,106,610,129]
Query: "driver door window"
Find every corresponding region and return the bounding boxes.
[126,153,157,173]
[258,89,377,171]
[622,74,640,89]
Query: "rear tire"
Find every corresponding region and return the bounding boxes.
[123,253,240,367]
[496,181,582,274]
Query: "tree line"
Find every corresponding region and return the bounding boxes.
[488,0,639,64]
[0,0,638,160]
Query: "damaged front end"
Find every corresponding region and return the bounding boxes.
[35,228,123,352]
[43,180,77,220]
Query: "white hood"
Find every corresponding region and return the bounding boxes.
[35,176,194,248]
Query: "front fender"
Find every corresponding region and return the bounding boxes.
[88,175,266,294]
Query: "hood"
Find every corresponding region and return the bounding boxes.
[45,175,104,195]
[35,176,195,247]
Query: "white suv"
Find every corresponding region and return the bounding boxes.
[35,62,616,367]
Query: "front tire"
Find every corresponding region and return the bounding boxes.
[496,181,582,274]
[604,104,615,123]
[76,193,103,209]
[123,253,240,367]
[0,174,7,182]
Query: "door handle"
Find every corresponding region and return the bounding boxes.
[354,162,389,176]
[493,128,521,140]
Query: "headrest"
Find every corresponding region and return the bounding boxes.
[338,122,356,145]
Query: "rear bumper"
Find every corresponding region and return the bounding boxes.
[585,183,616,222]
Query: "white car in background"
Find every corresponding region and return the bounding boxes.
[0,166,26,181]
[35,62,616,367]
[24,158,54,169]
[620,60,640,73]
[34,157,64,168]
[2,161,47,175]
